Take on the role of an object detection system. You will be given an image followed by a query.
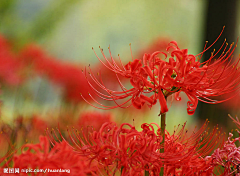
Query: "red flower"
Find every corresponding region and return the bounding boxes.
[82,28,240,115]
[47,120,224,175]
[211,132,240,176]
[207,115,240,175]
[0,35,24,86]
[12,136,98,176]
[20,44,93,103]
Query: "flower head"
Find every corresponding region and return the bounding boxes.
[81,28,240,115]
[211,132,240,176]
[206,115,240,175]
[12,136,98,176]
[47,120,224,175]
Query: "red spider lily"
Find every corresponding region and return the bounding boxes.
[161,120,224,176]
[0,35,24,86]
[211,132,240,176]
[12,136,99,176]
[81,28,240,115]
[208,115,240,175]
[47,120,224,175]
[229,114,240,129]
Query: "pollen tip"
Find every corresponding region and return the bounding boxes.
[99,46,100,48]
[89,64,90,67]
[92,47,93,50]
[118,54,119,56]
[129,43,131,46]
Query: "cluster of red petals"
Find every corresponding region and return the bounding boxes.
[47,121,224,175]
[211,132,240,175]
[10,136,98,176]
[82,30,240,115]
[210,115,240,175]
[0,35,24,86]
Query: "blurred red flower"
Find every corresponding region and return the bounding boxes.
[137,37,171,58]
[77,112,113,132]
[0,35,24,86]
[20,44,93,103]
[12,136,98,176]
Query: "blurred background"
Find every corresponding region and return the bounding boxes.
[0,0,240,155]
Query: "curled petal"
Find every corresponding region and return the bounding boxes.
[175,91,182,101]
[158,90,168,114]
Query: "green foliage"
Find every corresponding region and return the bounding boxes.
[0,0,79,48]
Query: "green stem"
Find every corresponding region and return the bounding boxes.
[160,97,167,176]
[159,112,166,176]
[121,166,124,175]
[160,112,166,153]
